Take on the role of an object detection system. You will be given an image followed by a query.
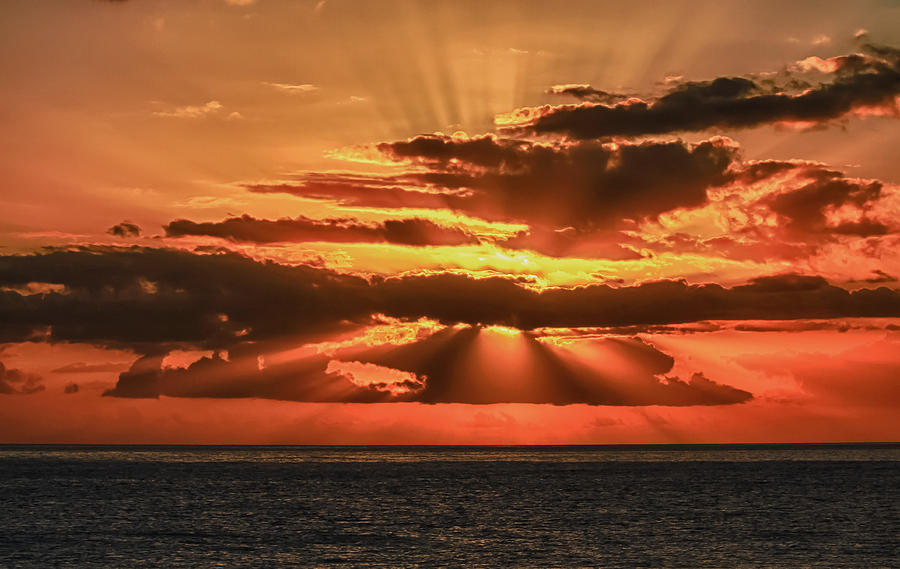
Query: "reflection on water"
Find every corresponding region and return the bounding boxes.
[1,444,898,568]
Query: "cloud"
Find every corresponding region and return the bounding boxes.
[263,82,319,93]
[2,248,898,351]
[107,221,141,238]
[374,272,900,329]
[243,133,898,266]
[368,134,739,228]
[535,317,900,336]
[0,247,373,350]
[548,84,631,104]
[52,362,130,373]
[337,328,752,405]
[153,101,225,119]
[164,215,479,247]
[736,339,900,409]
[102,327,751,406]
[2,247,897,407]
[243,133,898,264]
[630,159,899,266]
[499,42,900,138]
[244,173,468,211]
[864,270,898,284]
[103,349,407,402]
[764,169,888,238]
[497,226,644,259]
[0,362,44,395]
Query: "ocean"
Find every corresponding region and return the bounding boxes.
[1,444,898,568]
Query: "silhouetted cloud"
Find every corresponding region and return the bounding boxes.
[250,134,897,263]
[244,133,900,265]
[52,362,130,373]
[0,247,373,351]
[375,272,900,329]
[102,327,751,406]
[0,362,44,395]
[630,160,899,263]
[500,43,900,138]
[164,215,478,246]
[107,221,141,238]
[548,84,631,104]
[104,348,406,402]
[764,169,889,238]
[2,248,898,352]
[249,136,739,230]
[244,172,465,211]
[373,134,739,228]
[342,328,752,405]
[864,270,898,284]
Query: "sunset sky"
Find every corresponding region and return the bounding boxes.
[2,0,900,443]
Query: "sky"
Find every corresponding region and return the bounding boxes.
[1,0,900,444]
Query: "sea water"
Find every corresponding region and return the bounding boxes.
[1,444,898,568]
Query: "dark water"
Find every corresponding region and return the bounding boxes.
[1,445,898,568]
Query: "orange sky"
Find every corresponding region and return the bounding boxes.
[1,0,900,443]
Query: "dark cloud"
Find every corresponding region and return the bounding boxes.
[0,361,44,395]
[764,169,889,238]
[534,318,899,336]
[2,248,899,353]
[103,327,751,406]
[374,134,739,228]
[108,221,141,238]
[375,272,900,329]
[376,134,533,169]
[535,322,726,337]
[247,136,738,230]
[732,321,853,333]
[379,218,477,247]
[164,215,478,247]
[725,159,801,185]
[104,354,166,399]
[548,84,631,104]
[3,247,899,406]
[64,383,79,394]
[245,136,899,263]
[502,43,900,138]
[0,247,373,351]
[103,348,406,403]
[244,173,466,211]
[864,270,898,284]
[52,362,130,373]
[340,328,751,405]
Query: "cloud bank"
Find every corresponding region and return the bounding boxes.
[499,43,900,138]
